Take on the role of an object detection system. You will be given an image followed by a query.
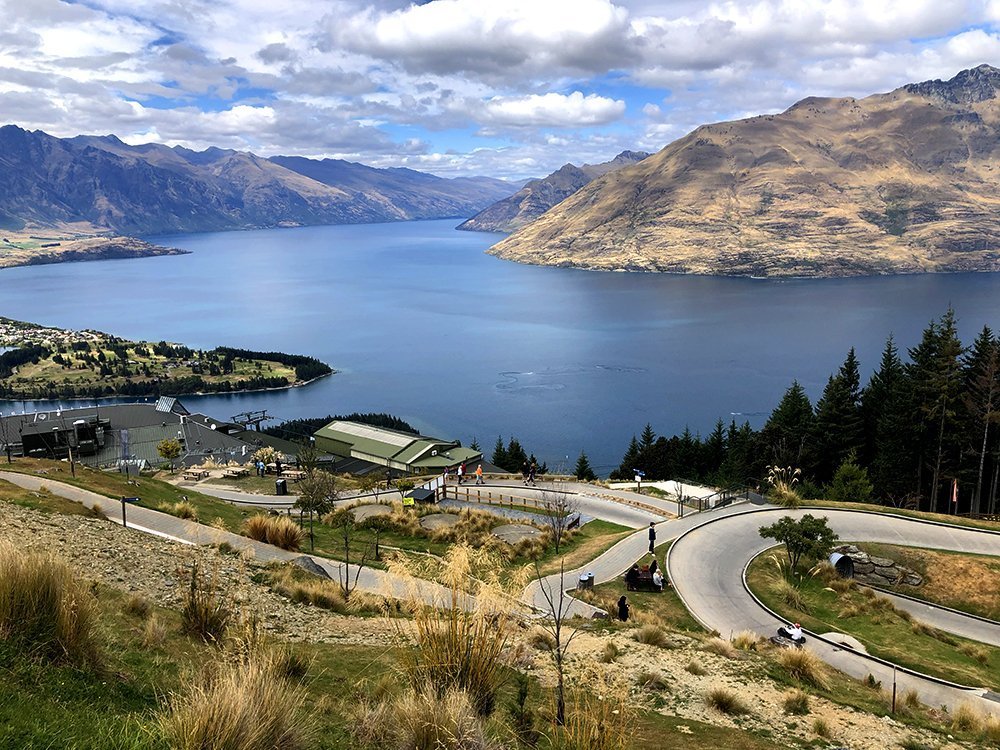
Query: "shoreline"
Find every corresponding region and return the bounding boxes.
[0,371,334,407]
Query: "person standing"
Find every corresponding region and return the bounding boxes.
[522,460,530,485]
[475,464,484,485]
[458,462,465,484]
[528,460,537,486]
[648,521,656,554]
[649,556,658,575]
[617,595,630,622]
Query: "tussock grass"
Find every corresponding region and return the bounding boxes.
[812,717,831,738]
[241,515,303,551]
[901,688,922,710]
[180,561,230,644]
[781,688,810,715]
[958,642,990,664]
[771,577,808,611]
[173,501,198,520]
[527,625,556,651]
[633,624,669,648]
[685,660,708,676]
[549,667,634,750]
[0,542,100,668]
[702,638,738,659]
[124,594,151,619]
[598,641,620,663]
[776,648,830,690]
[950,702,984,733]
[731,629,763,651]
[635,669,669,691]
[984,714,1000,743]
[704,686,750,715]
[142,615,167,649]
[160,650,314,750]
[353,686,494,750]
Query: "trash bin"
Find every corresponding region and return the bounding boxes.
[577,573,589,590]
[275,479,287,496]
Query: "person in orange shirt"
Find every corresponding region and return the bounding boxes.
[475,464,484,485]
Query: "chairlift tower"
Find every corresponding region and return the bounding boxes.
[231,409,273,431]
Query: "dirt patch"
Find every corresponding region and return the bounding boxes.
[492,523,543,544]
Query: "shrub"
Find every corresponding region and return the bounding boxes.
[0,542,100,668]
[704,687,750,715]
[685,660,708,676]
[180,561,230,644]
[160,652,314,750]
[812,717,831,738]
[950,702,984,733]
[777,648,830,690]
[771,577,808,611]
[731,630,762,651]
[599,641,620,663]
[781,689,810,715]
[633,624,669,648]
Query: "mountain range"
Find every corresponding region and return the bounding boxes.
[0,126,516,236]
[488,64,1000,277]
[457,150,649,234]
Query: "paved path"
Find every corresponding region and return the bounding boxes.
[666,507,1000,713]
[0,471,451,606]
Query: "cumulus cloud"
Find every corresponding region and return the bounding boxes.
[482,91,625,127]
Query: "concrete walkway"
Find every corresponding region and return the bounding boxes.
[667,507,1000,713]
[0,471,452,606]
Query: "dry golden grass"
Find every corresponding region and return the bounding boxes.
[180,561,231,644]
[731,629,763,651]
[160,651,315,750]
[352,686,494,750]
[704,686,750,715]
[702,638,738,659]
[598,641,619,663]
[951,702,985,733]
[173,501,198,520]
[812,717,831,738]
[124,593,151,619]
[958,642,990,664]
[776,648,830,690]
[526,625,556,651]
[633,623,670,648]
[243,515,270,542]
[265,566,383,616]
[549,666,635,750]
[879,546,1000,620]
[781,688,811,715]
[142,615,167,649]
[771,577,808,611]
[901,689,922,710]
[0,541,100,668]
[984,714,1000,743]
[241,515,303,551]
[685,660,709,676]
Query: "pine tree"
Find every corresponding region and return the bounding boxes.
[469,437,480,452]
[810,349,865,484]
[491,436,509,471]
[507,437,528,471]
[961,327,1000,515]
[908,310,965,511]
[760,381,814,468]
[574,451,597,481]
[862,336,915,502]
[611,435,641,479]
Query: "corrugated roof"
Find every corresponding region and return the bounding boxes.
[327,420,414,448]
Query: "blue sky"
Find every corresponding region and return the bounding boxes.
[2,0,1000,179]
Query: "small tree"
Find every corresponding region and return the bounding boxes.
[532,561,581,726]
[759,514,838,574]
[361,514,391,559]
[294,471,338,551]
[297,440,319,474]
[326,508,372,600]
[250,446,280,467]
[541,491,578,554]
[357,474,380,501]
[574,451,596,481]
[157,438,183,473]
[828,454,874,504]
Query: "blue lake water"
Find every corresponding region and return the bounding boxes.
[2,218,1000,473]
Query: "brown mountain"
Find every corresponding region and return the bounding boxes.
[457,150,649,233]
[488,65,1000,277]
[0,126,516,236]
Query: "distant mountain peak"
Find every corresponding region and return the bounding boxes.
[904,63,1000,104]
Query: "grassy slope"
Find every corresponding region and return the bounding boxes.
[746,552,1000,690]
[0,488,780,750]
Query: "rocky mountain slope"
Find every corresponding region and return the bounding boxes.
[458,150,649,233]
[0,126,515,236]
[488,65,1000,277]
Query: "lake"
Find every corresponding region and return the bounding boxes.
[2,219,1000,473]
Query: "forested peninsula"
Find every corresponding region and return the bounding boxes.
[0,317,332,400]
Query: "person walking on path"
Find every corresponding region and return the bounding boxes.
[475,464,484,485]
[522,460,530,485]
[648,521,656,554]
[528,460,537,486]
[458,462,465,484]
[617,595,630,622]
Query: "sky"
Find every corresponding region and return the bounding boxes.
[2,0,1000,180]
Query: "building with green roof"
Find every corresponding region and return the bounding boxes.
[312,420,481,474]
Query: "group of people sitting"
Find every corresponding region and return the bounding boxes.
[624,554,666,592]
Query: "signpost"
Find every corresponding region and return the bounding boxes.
[634,469,645,495]
[120,496,139,528]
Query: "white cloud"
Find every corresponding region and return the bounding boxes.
[482,91,625,127]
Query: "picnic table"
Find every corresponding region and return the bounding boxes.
[625,569,664,593]
[282,470,306,482]
[223,467,249,478]
[182,469,209,481]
